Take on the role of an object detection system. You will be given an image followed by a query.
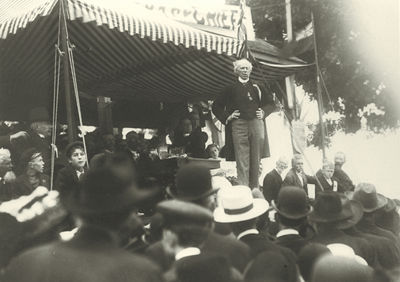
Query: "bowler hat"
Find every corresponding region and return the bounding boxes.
[64,153,154,215]
[28,107,50,123]
[335,194,364,230]
[309,192,352,223]
[167,164,217,201]
[176,253,233,282]
[65,141,84,159]
[156,199,213,227]
[272,186,312,219]
[352,183,387,213]
[311,255,373,282]
[245,251,298,282]
[214,185,269,223]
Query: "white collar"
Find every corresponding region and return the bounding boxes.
[237,229,259,240]
[175,247,201,261]
[238,77,249,84]
[276,228,299,238]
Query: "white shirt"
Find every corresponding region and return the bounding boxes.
[276,228,299,238]
[175,247,201,261]
[237,229,259,240]
[238,77,249,84]
[76,170,84,179]
[296,172,304,186]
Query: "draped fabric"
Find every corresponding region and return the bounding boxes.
[0,0,309,126]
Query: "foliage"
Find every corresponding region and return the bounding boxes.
[227,0,399,133]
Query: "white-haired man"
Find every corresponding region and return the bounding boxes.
[315,159,338,196]
[0,148,17,202]
[262,156,288,203]
[212,59,276,189]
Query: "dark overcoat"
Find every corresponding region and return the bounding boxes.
[2,227,163,282]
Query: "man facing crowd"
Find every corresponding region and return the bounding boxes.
[212,59,276,189]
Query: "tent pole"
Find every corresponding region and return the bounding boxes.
[60,0,77,143]
[311,10,327,159]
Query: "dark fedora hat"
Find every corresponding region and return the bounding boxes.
[352,183,387,213]
[335,194,364,230]
[64,153,155,215]
[28,106,50,123]
[309,192,352,223]
[167,164,217,201]
[272,186,312,219]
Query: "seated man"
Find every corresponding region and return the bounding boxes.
[283,154,316,196]
[262,156,288,203]
[0,148,17,202]
[315,159,338,195]
[333,152,355,192]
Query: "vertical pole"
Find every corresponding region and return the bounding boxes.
[285,0,297,120]
[60,0,77,143]
[311,10,327,159]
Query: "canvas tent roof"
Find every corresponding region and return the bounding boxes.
[0,0,308,127]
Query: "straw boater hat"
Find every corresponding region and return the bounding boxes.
[214,185,269,223]
[351,183,387,213]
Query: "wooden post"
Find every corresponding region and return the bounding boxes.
[311,10,327,159]
[60,0,77,142]
[97,96,113,134]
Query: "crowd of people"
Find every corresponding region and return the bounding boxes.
[0,58,399,281]
[0,116,399,281]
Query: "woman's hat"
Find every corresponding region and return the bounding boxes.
[272,186,312,219]
[309,192,352,223]
[214,185,269,223]
[352,183,387,213]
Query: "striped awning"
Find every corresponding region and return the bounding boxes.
[0,0,309,125]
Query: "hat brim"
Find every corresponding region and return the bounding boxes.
[362,193,388,213]
[166,186,219,202]
[213,199,269,223]
[271,201,313,219]
[308,207,352,223]
[335,200,364,230]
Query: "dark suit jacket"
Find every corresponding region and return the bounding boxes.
[275,234,309,256]
[282,168,316,195]
[212,80,274,161]
[311,228,377,266]
[315,169,339,196]
[344,226,400,270]
[262,169,282,203]
[146,231,250,272]
[2,227,163,282]
[333,167,355,192]
[55,164,85,199]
